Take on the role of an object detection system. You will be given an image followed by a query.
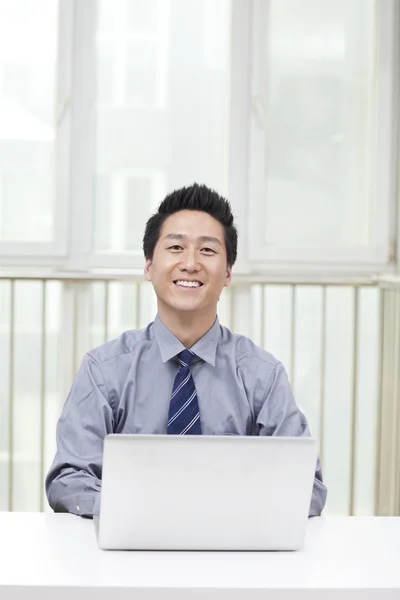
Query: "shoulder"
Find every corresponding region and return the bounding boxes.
[87,322,155,366]
[218,324,280,371]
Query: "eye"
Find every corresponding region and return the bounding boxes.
[201,247,216,254]
[168,245,183,251]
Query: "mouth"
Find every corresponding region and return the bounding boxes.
[173,279,204,290]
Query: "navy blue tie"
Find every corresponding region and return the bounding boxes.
[167,349,201,435]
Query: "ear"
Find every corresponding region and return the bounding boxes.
[224,265,232,288]
[144,257,152,281]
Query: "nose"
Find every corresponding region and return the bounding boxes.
[179,248,201,273]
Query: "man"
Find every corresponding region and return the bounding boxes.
[46,183,327,517]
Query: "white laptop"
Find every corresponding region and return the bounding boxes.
[95,434,317,551]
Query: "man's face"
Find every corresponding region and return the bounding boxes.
[144,210,232,317]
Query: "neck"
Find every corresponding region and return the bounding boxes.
[157,305,216,348]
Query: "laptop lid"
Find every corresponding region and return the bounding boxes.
[97,434,317,551]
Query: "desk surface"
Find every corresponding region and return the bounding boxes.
[0,513,399,600]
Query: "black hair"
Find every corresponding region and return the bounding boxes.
[142,183,238,266]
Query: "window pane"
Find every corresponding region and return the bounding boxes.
[127,0,160,34]
[258,0,375,250]
[125,42,159,108]
[93,0,230,256]
[0,0,58,243]
[124,177,152,251]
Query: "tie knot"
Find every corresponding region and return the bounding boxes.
[178,349,195,367]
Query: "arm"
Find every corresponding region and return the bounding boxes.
[45,354,114,518]
[256,362,327,517]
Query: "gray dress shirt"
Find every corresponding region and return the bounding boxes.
[46,315,327,517]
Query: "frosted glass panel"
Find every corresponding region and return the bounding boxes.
[12,283,44,510]
[292,286,324,441]
[0,281,11,510]
[107,282,139,340]
[230,287,252,338]
[263,285,294,379]
[322,287,355,514]
[93,0,230,255]
[259,0,375,249]
[353,287,379,515]
[138,282,157,329]
[0,0,58,242]
[1,281,63,511]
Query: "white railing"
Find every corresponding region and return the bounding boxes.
[0,273,388,515]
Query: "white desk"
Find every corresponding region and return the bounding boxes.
[0,513,399,599]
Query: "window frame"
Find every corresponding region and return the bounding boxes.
[0,0,399,277]
[244,0,399,270]
[0,0,69,263]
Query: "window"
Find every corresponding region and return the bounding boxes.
[247,0,395,266]
[92,0,231,268]
[0,0,61,257]
[0,0,397,272]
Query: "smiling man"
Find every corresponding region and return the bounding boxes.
[46,183,327,517]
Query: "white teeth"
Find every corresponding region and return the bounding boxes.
[176,280,201,288]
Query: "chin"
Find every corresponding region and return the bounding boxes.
[166,297,203,312]
[175,302,202,313]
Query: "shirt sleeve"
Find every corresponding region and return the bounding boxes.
[256,362,327,517]
[45,353,114,518]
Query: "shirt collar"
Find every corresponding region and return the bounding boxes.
[153,315,220,367]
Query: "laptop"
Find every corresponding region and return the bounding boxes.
[95,434,317,551]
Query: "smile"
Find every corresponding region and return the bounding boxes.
[174,280,203,289]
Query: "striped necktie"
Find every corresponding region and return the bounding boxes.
[167,349,201,435]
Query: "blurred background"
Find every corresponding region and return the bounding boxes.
[0,0,399,516]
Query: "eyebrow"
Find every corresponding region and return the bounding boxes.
[163,233,222,246]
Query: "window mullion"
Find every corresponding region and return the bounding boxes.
[65,0,97,271]
[228,0,253,275]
